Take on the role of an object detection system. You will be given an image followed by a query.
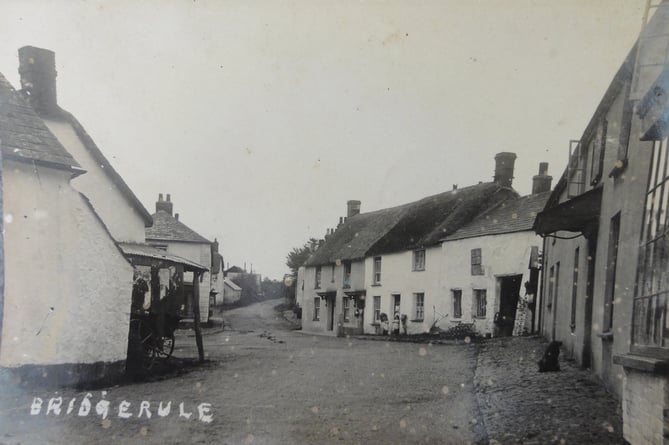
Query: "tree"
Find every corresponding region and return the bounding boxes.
[285,238,319,275]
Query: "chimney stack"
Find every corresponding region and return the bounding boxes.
[532,162,553,194]
[347,200,361,218]
[155,193,174,215]
[18,46,59,115]
[493,152,517,188]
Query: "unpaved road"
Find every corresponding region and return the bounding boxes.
[0,300,486,445]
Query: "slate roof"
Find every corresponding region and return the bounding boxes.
[145,210,211,244]
[224,278,242,291]
[443,191,551,241]
[118,242,208,272]
[0,72,80,170]
[305,182,518,267]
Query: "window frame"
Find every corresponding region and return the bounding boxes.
[373,296,381,323]
[343,297,351,322]
[452,289,463,319]
[471,248,483,276]
[631,137,669,357]
[473,289,487,318]
[373,256,382,285]
[413,292,425,321]
[315,266,322,289]
[343,261,352,288]
[313,297,321,321]
[412,249,426,271]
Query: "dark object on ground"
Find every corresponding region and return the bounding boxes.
[538,340,562,372]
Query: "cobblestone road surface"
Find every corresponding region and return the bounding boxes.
[474,336,625,445]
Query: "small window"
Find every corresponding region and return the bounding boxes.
[471,249,483,275]
[343,262,352,288]
[373,296,381,322]
[373,257,382,284]
[413,249,426,271]
[413,293,425,320]
[343,297,351,322]
[313,297,320,321]
[452,289,462,319]
[315,266,322,289]
[474,289,487,318]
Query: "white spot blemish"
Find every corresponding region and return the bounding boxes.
[4,214,13,224]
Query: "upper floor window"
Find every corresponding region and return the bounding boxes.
[632,137,669,356]
[413,293,425,320]
[471,248,483,275]
[315,266,322,289]
[590,120,608,185]
[413,249,426,271]
[373,257,382,284]
[343,262,352,288]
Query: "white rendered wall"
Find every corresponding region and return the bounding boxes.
[1,160,133,366]
[43,119,147,243]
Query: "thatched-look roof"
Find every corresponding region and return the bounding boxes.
[305,182,518,267]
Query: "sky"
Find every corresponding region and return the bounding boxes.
[1,0,648,280]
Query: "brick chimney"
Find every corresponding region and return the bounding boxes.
[18,46,59,115]
[493,152,517,188]
[156,193,173,215]
[532,162,553,194]
[347,200,361,218]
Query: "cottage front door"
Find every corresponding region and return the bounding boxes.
[327,295,336,331]
[496,275,522,337]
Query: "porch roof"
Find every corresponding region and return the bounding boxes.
[532,187,602,238]
[118,242,208,272]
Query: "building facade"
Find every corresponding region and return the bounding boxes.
[534,4,669,443]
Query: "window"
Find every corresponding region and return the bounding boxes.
[547,264,555,308]
[373,296,381,323]
[313,297,320,321]
[567,140,588,198]
[413,249,426,271]
[471,249,483,275]
[570,247,580,332]
[330,263,335,283]
[343,262,351,288]
[343,297,351,322]
[315,266,322,289]
[413,293,425,320]
[474,289,487,318]
[604,214,620,333]
[373,257,382,284]
[452,289,462,319]
[632,137,669,355]
[590,120,608,185]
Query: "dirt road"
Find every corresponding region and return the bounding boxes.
[0,300,486,445]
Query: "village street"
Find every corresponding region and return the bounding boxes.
[0,299,625,445]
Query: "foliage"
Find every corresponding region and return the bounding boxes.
[285,238,319,275]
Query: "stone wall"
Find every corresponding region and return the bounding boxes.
[622,370,669,445]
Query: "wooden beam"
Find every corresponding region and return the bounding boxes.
[192,271,205,362]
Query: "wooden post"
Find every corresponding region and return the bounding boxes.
[192,270,205,362]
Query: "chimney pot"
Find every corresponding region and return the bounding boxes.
[18,46,58,115]
[532,162,553,194]
[175,213,179,220]
[346,200,361,218]
[452,184,458,190]
[493,152,517,188]
[156,192,174,215]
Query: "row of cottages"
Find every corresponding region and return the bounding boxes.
[297,153,551,338]
[533,3,669,444]
[0,46,217,384]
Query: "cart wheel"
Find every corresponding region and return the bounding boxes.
[132,318,157,370]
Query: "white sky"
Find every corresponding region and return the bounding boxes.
[1,0,647,280]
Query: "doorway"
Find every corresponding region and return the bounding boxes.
[327,294,336,331]
[496,275,522,337]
